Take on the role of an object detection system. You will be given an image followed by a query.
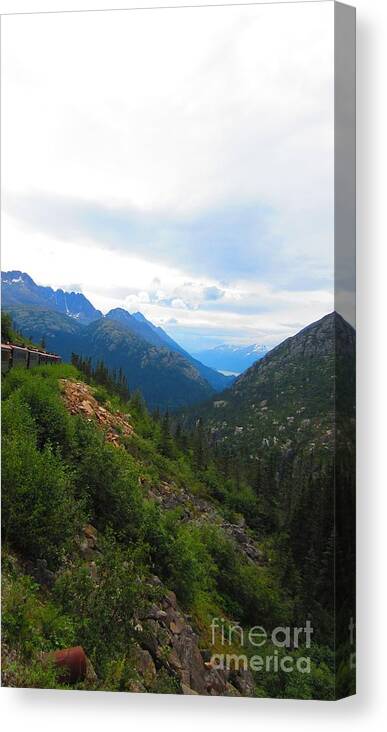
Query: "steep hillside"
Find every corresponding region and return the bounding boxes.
[181,312,356,689]
[83,317,215,411]
[185,312,355,457]
[3,306,84,359]
[2,271,101,324]
[2,363,335,698]
[106,308,233,392]
[1,315,355,697]
[5,306,214,411]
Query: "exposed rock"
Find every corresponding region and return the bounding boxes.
[131,646,157,686]
[229,669,255,697]
[163,590,177,608]
[181,683,199,695]
[83,524,98,545]
[170,618,185,635]
[172,632,208,695]
[205,667,229,696]
[126,679,146,693]
[85,656,98,683]
[143,605,168,622]
[225,682,242,696]
[60,380,134,445]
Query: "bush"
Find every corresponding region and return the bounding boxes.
[54,532,147,676]
[2,560,75,658]
[72,420,144,541]
[141,505,215,606]
[1,311,13,342]
[1,391,37,441]
[2,428,84,568]
[202,526,288,627]
[167,522,215,606]
[16,376,75,454]
[93,386,109,405]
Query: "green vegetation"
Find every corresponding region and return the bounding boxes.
[1,311,36,348]
[4,305,215,411]
[1,316,354,698]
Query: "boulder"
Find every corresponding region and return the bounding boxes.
[229,668,255,697]
[172,633,208,695]
[181,683,199,695]
[170,617,185,635]
[126,679,146,693]
[225,682,242,697]
[131,646,157,686]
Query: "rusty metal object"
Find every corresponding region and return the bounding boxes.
[52,646,87,684]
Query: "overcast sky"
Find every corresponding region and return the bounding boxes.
[1,2,334,351]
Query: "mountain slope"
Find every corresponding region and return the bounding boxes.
[184,312,355,456]
[193,342,268,374]
[3,306,84,358]
[2,271,231,392]
[5,306,214,411]
[106,308,233,392]
[2,271,102,324]
[82,317,215,411]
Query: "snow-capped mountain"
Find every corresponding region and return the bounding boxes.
[1,271,102,324]
[193,342,268,374]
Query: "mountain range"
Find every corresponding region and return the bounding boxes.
[1,271,232,410]
[193,342,268,374]
[1,271,102,324]
[105,308,230,391]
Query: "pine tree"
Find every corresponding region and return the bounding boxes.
[159,411,175,459]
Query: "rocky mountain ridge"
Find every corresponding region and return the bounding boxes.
[185,312,355,459]
[1,271,102,324]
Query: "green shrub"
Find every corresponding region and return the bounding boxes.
[202,526,288,627]
[141,506,215,606]
[148,668,182,695]
[2,565,75,658]
[54,533,147,675]
[16,376,75,454]
[93,386,109,405]
[73,421,144,541]
[1,391,37,441]
[2,431,84,568]
[168,522,215,606]
[1,366,33,399]
[2,655,67,690]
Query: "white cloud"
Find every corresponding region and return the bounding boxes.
[1,3,334,350]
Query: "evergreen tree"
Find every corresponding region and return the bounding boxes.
[159,412,175,459]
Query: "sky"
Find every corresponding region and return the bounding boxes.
[1,2,334,352]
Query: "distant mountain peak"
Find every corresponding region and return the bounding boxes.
[1,270,102,325]
[193,341,268,375]
[2,270,35,286]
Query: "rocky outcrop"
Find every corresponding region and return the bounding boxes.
[148,482,265,566]
[135,578,254,696]
[60,380,134,445]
